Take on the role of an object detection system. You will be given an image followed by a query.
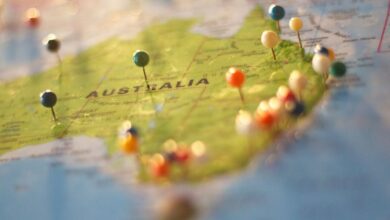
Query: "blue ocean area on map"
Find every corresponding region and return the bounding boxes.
[0,158,138,220]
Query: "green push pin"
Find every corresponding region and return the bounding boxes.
[133,50,151,90]
[329,61,347,78]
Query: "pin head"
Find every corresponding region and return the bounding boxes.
[285,101,305,117]
[289,70,307,91]
[235,110,256,135]
[261,30,279,49]
[43,34,61,53]
[312,54,331,75]
[175,148,191,164]
[226,67,245,88]
[126,126,139,138]
[276,86,296,103]
[255,109,275,128]
[25,8,40,28]
[120,135,138,154]
[327,48,336,61]
[150,154,170,178]
[329,61,347,77]
[133,50,150,67]
[164,151,178,163]
[40,90,57,108]
[289,17,302,32]
[268,4,285,21]
[268,97,285,117]
[314,44,329,56]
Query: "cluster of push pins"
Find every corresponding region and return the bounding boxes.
[225,5,348,153]
[231,50,346,152]
[118,120,206,180]
[38,4,347,183]
[259,4,305,60]
[234,70,307,138]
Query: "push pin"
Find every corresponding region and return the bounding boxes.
[226,67,246,104]
[40,90,58,122]
[25,8,40,28]
[261,30,280,60]
[235,110,256,135]
[255,108,275,129]
[314,44,329,56]
[315,44,336,61]
[43,34,62,64]
[327,48,336,61]
[150,154,170,179]
[288,70,307,101]
[133,50,151,90]
[312,54,331,82]
[329,61,347,78]
[289,17,303,49]
[118,121,140,155]
[268,4,285,32]
[285,101,305,117]
[120,135,138,155]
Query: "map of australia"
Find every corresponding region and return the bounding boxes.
[0,7,324,181]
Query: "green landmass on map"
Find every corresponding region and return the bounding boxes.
[0,7,325,182]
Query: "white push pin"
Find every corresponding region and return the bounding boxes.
[261,30,280,60]
[288,70,307,101]
[312,54,331,83]
[268,97,285,118]
[235,110,257,135]
[235,110,258,154]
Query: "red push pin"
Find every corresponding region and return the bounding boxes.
[226,67,245,104]
[175,148,191,164]
[25,8,40,28]
[276,86,296,103]
[150,154,170,179]
[255,109,275,129]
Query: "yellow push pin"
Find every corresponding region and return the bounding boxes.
[289,17,303,49]
[261,30,280,60]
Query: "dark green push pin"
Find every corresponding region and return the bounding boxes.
[268,4,285,32]
[43,34,64,79]
[43,34,62,63]
[133,50,151,90]
[329,61,347,78]
[40,90,58,122]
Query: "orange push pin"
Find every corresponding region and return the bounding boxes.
[120,135,138,154]
[25,8,40,28]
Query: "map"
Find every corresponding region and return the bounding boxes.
[0,0,389,219]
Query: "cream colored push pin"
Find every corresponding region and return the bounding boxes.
[312,54,331,83]
[261,30,280,60]
[235,110,257,135]
[288,70,307,101]
[289,17,303,49]
[235,110,257,154]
